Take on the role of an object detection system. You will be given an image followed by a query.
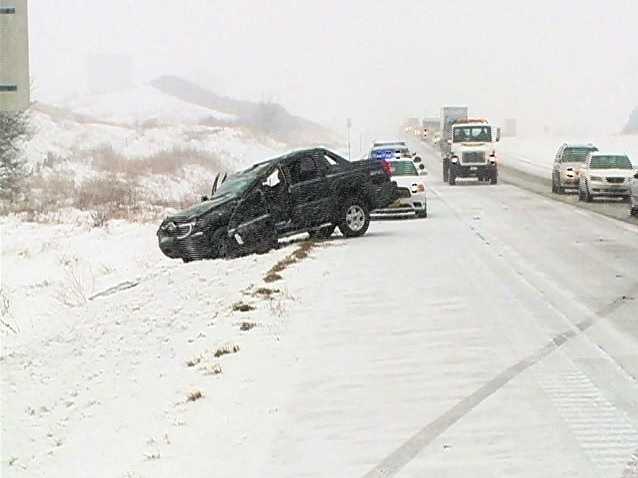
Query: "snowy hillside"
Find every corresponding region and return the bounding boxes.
[65,85,236,126]
[7,84,295,215]
[27,84,285,169]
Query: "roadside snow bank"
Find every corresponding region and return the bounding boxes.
[1,215,314,477]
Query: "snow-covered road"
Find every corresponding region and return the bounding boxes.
[256,148,638,477]
[3,147,638,477]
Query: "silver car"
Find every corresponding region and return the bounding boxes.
[631,171,638,216]
[578,153,634,202]
[551,143,598,193]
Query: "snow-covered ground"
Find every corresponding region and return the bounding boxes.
[499,134,638,178]
[3,147,638,477]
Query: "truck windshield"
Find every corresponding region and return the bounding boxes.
[453,126,491,143]
[589,155,632,169]
[214,162,273,197]
[561,147,597,162]
[389,161,418,176]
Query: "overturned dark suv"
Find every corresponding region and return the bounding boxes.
[157,148,399,261]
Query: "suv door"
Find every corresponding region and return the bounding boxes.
[286,155,332,229]
[227,188,274,250]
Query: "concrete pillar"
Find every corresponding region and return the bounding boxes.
[0,0,30,112]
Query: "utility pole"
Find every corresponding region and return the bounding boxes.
[346,118,352,161]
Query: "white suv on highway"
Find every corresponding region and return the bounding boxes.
[552,143,598,193]
[578,153,634,202]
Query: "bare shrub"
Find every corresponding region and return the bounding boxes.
[186,390,203,402]
[214,342,240,358]
[56,259,95,307]
[89,145,222,177]
[0,288,17,334]
[89,208,110,228]
[232,301,255,312]
[22,172,76,214]
[77,174,139,210]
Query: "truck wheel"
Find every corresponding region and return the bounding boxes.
[338,199,370,238]
[448,166,456,186]
[585,184,593,202]
[309,224,336,240]
[490,170,498,185]
[577,187,584,201]
[416,206,428,218]
[551,176,557,193]
[631,207,638,217]
[442,159,449,182]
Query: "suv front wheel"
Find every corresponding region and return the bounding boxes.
[338,198,370,238]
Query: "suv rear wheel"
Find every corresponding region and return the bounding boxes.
[338,199,370,238]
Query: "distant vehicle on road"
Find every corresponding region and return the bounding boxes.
[551,143,598,193]
[577,153,634,202]
[371,140,407,150]
[439,106,468,166]
[444,118,500,185]
[157,148,399,262]
[631,171,638,216]
[372,159,428,218]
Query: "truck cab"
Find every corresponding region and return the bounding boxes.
[446,119,500,185]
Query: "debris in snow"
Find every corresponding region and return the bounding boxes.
[240,321,256,331]
[186,356,202,368]
[186,390,203,402]
[214,343,240,358]
[201,363,223,376]
[253,287,280,298]
[264,272,283,283]
[263,241,319,283]
[232,302,255,312]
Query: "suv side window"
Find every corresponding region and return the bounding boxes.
[289,156,321,183]
[315,153,339,172]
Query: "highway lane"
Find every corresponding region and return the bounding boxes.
[256,145,638,477]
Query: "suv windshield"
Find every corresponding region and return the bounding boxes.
[590,155,633,169]
[214,162,273,197]
[561,147,597,162]
[390,161,418,176]
[453,126,491,143]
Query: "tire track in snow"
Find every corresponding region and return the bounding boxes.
[362,287,637,478]
[362,178,638,477]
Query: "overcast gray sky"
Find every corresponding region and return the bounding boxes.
[30,0,637,138]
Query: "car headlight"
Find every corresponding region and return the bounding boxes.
[590,176,603,182]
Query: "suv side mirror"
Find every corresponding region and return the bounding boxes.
[413,156,422,163]
[201,195,209,202]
